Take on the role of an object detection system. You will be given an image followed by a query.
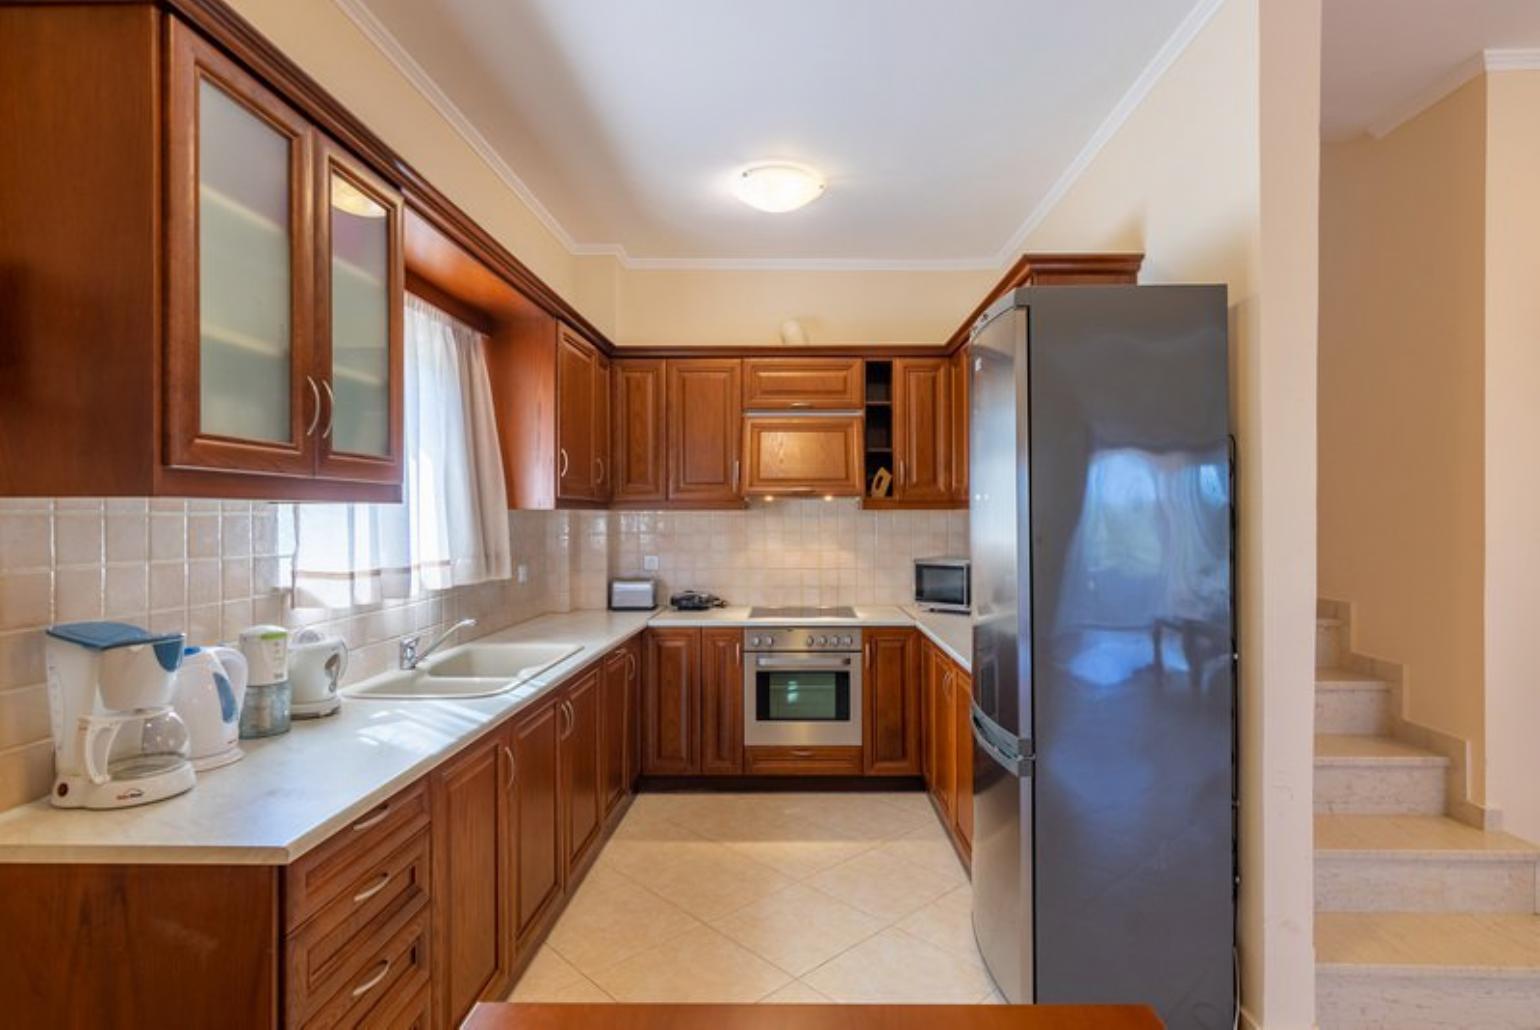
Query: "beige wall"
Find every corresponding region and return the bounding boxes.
[1026,0,1320,1025]
[1317,79,1490,798]
[612,266,995,346]
[1482,71,1540,842]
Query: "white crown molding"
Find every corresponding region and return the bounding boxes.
[333,0,1220,273]
[1367,48,1540,140]
[331,0,584,254]
[988,0,1226,266]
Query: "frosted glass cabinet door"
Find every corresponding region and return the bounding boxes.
[317,142,402,483]
[166,22,315,477]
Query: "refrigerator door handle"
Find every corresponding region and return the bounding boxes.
[971,702,1031,778]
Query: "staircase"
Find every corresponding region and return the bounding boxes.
[1313,614,1540,1029]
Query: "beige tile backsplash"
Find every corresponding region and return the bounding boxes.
[0,496,965,810]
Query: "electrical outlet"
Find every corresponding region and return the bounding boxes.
[516,563,529,584]
[642,555,659,571]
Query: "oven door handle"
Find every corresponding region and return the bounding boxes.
[753,656,853,669]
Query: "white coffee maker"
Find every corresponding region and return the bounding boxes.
[44,622,195,809]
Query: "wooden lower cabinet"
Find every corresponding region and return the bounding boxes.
[864,628,920,775]
[510,698,563,952]
[432,735,512,1028]
[700,628,744,775]
[599,645,633,816]
[643,628,700,774]
[922,637,973,864]
[925,641,955,826]
[560,668,604,877]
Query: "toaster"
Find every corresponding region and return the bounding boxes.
[609,578,657,611]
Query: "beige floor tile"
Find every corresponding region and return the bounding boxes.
[897,885,985,968]
[505,946,582,999]
[618,838,793,921]
[547,877,701,975]
[872,792,939,818]
[723,834,878,881]
[785,794,934,841]
[589,924,792,1003]
[711,883,886,976]
[759,980,835,1004]
[807,847,957,923]
[876,827,969,885]
[803,927,998,1003]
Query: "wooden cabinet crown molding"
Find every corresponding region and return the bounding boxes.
[940,252,1144,352]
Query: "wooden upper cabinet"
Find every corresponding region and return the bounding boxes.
[864,628,920,776]
[667,359,744,505]
[611,359,667,504]
[743,417,863,497]
[892,358,952,503]
[166,20,318,479]
[315,138,404,485]
[743,358,863,410]
[592,350,612,502]
[643,629,700,775]
[699,629,744,776]
[556,328,599,503]
[950,348,969,503]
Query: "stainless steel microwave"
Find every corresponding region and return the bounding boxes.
[913,557,971,612]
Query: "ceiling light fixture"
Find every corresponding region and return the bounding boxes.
[732,162,825,213]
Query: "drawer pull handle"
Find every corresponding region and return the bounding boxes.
[350,958,391,999]
[352,870,392,904]
[790,749,815,758]
[350,804,390,833]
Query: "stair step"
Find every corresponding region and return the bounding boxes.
[1315,736,1447,815]
[1315,815,1540,912]
[1316,670,1391,735]
[1317,912,1540,1029]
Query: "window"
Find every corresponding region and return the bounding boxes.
[287,295,510,609]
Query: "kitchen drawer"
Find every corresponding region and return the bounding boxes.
[286,828,431,1026]
[744,745,863,775]
[287,780,430,932]
[743,358,863,409]
[299,900,431,1030]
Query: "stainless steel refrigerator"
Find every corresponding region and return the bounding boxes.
[968,285,1236,1029]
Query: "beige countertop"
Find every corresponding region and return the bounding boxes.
[0,604,972,866]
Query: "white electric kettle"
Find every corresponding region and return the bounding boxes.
[289,629,347,719]
[172,646,249,771]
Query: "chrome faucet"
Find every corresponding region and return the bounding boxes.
[399,618,477,671]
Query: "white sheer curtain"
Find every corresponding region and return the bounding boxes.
[289,295,511,609]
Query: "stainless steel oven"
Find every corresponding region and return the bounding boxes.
[743,627,863,747]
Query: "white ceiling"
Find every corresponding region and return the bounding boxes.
[1322,0,1540,140]
[344,0,1208,267]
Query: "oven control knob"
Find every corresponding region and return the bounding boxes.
[816,636,828,646]
[840,635,853,646]
[804,636,814,646]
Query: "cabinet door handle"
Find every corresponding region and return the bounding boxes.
[352,870,391,905]
[350,958,391,999]
[595,457,605,484]
[732,459,741,492]
[559,700,574,739]
[897,457,905,485]
[626,650,637,680]
[304,376,321,437]
[559,447,569,480]
[789,401,811,408]
[502,744,516,788]
[350,802,390,832]
[321,378,335,439]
